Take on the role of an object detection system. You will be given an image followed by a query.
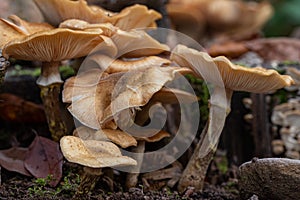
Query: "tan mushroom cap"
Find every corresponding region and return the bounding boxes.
[60,19,169,57]
[136,130,171,142]
[86,54,171,73]
[170,44,294,93]
[73,126,137,148]
[101,66,191,124]
[7,15,53,34]
[0,15,53,48]
[65,70,123,129]
[63,66,192,129]
[60,136,137,168]
[2,28,112,62]
[34,0,161,30]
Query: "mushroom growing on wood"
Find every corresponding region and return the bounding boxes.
[2,25,112,141]
[170,44,294,192]
[60,135,136,196]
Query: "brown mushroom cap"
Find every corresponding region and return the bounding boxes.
[170,44,294,93]
[63,66,192,129]
[0,15,53,48]
[2,28,109,62]
[136,130,171,142]
[86,54,171,73]
[73,126,137,148]
[59,19,169,57]
[34,0,161,30]
[60,135,137,168]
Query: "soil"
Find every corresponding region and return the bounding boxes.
[0,162,240,200]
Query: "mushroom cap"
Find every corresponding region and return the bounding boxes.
[85,54,171,73]
[73,126,137,148]
[102,66,189,124]
[34,0,161,30]
[170,44,294,93]
[0,15,53,48]
[63,66,191,130]
[136,130,171,142]
[60,135,137,168]
[64,69,122,129]
[2,28,110,62]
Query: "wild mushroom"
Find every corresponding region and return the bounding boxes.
[63,66,192,131]
[0,15,52,85]
[59,19,170,58]
[33,0,162,30]
[60,135,136,196]
[85,54,171,73]
[2,26,113,141]
[170,44,294,192]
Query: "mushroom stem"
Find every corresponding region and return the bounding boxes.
[74,167,102,197]
[178,88,232,192]
[126,140,145,189]
[38,61,66,142]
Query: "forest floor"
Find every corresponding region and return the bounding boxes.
[0,161,240,200]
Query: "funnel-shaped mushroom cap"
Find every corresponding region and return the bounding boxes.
[86,54,171,73]
[64,69,122,129]
[102,66,191,124]
[63,66,191,129]
[60,20,169,57]
[2,28,112,62]
[60,136,137,168]
[170,44,294,93]
[34,0,161,29]
[73,126,137,148]
[0,15,53,48]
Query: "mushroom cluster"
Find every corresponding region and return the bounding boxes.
[0,0,163,142]
[271,99,300,159]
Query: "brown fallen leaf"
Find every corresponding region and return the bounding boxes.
[24,136,63,187]
[207,41,248,58]
[245,38,300,62]
[0,93,46,123]
[0,147,31,176]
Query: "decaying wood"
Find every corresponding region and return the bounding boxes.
[239,158,300,200]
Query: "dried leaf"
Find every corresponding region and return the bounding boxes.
[245,38,300,62]
[207,41,248,58]
[0,147,31,176]
[24,136,63,187]
[0,93,46,123]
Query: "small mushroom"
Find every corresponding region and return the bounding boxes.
[2,26,113,141]
[60,135,136,195]
[170,44,294,192]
